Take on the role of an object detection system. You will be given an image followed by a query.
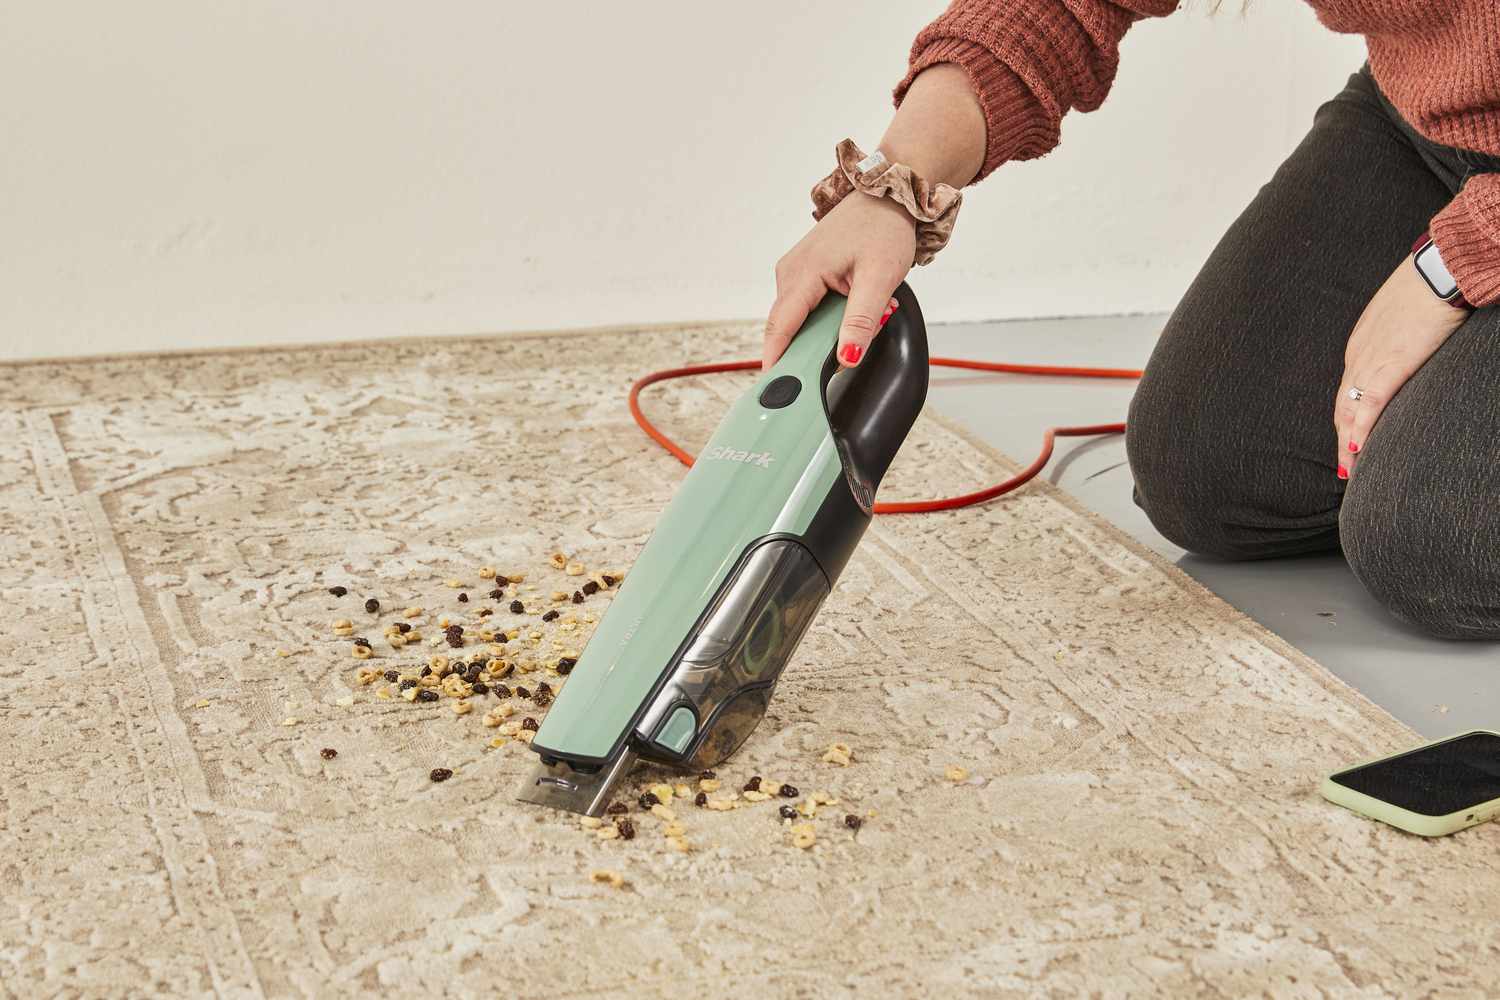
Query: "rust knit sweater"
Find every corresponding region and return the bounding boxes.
[893,1,1500,306]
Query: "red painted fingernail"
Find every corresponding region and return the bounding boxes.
[879,311,891,328]
[1337,464,1349,480]
[840,342,863,365]
[1348,441,1359,453]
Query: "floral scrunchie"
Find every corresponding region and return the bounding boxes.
[809,138,963,266]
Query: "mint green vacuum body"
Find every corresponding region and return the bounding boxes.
[518,284,928,815]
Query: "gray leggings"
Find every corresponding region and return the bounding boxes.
[1124,64,1500,640]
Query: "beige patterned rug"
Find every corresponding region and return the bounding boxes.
[4,323,1497,998]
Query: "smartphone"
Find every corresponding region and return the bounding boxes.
[1321,729,1500,837]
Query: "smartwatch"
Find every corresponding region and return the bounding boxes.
[1411,232,1472,310]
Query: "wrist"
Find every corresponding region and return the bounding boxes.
[808,139,964,267]
[1410,231,1473,311]
[879,64,985,188]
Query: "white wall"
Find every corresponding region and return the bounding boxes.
[1,3,1363,362]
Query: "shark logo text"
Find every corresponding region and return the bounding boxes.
[701,446,774,468]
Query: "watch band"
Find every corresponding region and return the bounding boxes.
[1411,231,1473,310]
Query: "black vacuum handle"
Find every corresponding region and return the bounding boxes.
[819,281,930,511]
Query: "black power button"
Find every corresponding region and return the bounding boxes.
[758,375,802,409]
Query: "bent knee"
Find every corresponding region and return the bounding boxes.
[1125,369,1241,558]
[1126,385,1336,562]
[1341,490,1500,639]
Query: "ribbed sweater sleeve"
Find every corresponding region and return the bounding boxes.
[892,0,1180,184]
[1430,174,1500,308]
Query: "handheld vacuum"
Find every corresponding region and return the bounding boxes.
[517,282,928,815]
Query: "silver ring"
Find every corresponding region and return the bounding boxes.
[1347,386,1364,401]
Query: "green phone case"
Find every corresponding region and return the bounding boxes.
[1319,728,1500,837]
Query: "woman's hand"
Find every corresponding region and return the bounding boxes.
[1335,254,1469,478]
[762,62,985,371]
[762,190,916,371]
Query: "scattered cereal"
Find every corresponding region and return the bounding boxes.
[590,869,625,888]
[944,765,969,783]
[364,598,380,614]
[328,586,348,597]
[320,747,338,760]
[429,768,453,783]
[822,742,852,766]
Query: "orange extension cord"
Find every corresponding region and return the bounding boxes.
[628,355,1143,514]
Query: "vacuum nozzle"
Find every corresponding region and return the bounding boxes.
[515,749,640,817]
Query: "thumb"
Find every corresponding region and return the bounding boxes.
[837,274,901,368]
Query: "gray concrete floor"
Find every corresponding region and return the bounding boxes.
[925,314,1496,739]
